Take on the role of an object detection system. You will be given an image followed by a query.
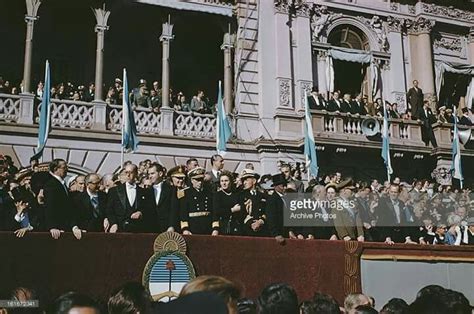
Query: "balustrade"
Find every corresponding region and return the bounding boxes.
[0,93,21,123]
[36,99,95,129]
[107,105,161,134]
[174,111,216,138]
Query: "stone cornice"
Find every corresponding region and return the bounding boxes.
[274,0,311,18]
[420,3,474,24]
[406,16,435,35]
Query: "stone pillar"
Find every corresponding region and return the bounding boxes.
[92,6,110,101]
[387,16,408,112]
[18,93,35,124]
[160,19,174,109]
[22,0,41,94]
[294,7,313,111]
[316,50,328,97]
[221,32,235,114]
[407,17,436,109]
[469,27,474,65]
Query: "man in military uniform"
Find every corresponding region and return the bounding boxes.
[179,167,219,235]
[240,169,267,237]
[167,165,187,233]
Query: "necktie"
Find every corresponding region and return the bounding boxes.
[91,196,99,218]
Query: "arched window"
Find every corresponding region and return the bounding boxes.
[327,25,370,51]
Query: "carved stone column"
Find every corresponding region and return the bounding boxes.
[469,27,474,66]
[387,17,407,112]
[407,17,436,109]
[160,19,174,109]
[22,0,41,94]
[221,32,235,114]
[92,6,110,101]
[316,50,328,97]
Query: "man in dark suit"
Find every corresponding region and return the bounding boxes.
[266,174,288,243]
[240,169,267,237]
[376,184,417,244]
[307,87,326,110]
[341,94,356,114]
[327,92,343,112]
[205,154,224,191]
[43,159,82,239]
[406,80,423,120]
[72,173,108,232]
[106,163,152,233]
[147,162,175,233]
[352,94,367,115]
[419,100,438,147]
[459,107,473,126]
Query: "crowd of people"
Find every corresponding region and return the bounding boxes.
[1,275,472,313]
[0,76,215,115]
[0,153,472,246]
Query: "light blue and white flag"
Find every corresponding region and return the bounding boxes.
[451,107,463,188]
[381,99,393,181]
[32,60,51,160]
[216,80,232,154]
[121,68,139,153]
[304,91,319,179]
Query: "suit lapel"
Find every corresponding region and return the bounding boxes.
[117,184,128,210]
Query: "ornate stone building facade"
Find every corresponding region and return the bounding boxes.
[0,0,473,183]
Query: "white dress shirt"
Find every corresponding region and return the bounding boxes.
[153,182,163,205]
[126,182,137,207]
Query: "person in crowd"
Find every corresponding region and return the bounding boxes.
[106,87,118,105]
[419,100,438,148]
[265,173,288,242]
[280,164,303,193]
[437,106,448,123]
[327,91,342,112]
[180,275,241,314]
[461,217,474,245]
[258,283,298,314]
[377,184,417,244]
[108,282,151,314]
[304,293,340,314]
[206,154,225,189]
[43,159,83,240]
[49,291,101,314]
[213,171,244,236]
[363,96,374,116]
[179,167,219,235]
[190,90,209,114]
[131,83,150,108]
[406,80,423,120]
[459,107,473,126]
[240,169,267,237]
[352,93,367,115]
[146,162,175,233]
[341,93,356,114]
[307,87,326,110]
[72,173,108,232]
[374,98,384,117]
[389,102,401,119]
[176,93,190,112]
[444,107,456,123]
[84,83,95,102]
[332,179,364,241]
[380,298,408,314]
[106,163,152,233]
[149,89,161,113]
[444,214,462,245]
[344,294,372,314]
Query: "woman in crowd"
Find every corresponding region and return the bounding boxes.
[213,171,244,236]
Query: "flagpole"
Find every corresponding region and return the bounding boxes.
[121,68,126,169]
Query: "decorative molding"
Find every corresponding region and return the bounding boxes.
[434,37,463,53]
[93,7,111,32]
[408,5,416,15]
[310,5,342,42]
[406,17,435,35]
[470,27,474,44]
[393,92,407,114]
[421,3,474,23]
[364,15,389,51]
[274,0,310,18]
[278,78,292,107]
[299,81,313,107]
[386,16,404,33]
[390,2,399,12]
[316,49,328,61]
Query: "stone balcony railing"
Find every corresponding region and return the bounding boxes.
[0,93,217,139]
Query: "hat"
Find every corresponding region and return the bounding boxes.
[467,217,474,226]
[325,182,338,191]
[271,173,287,187]
[337,178,356,190]
[446,108,453,112]
[438,106,446,111]
[167,165,186,178]
[115,78,122,83]
[461,107,469,113]
[188,167,205,179]
[240,169,260,181]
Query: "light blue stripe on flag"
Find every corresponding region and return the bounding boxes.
[121,68,139,153]
[451,107,463,188]
[381,100,393,181]
[32,60,51,160]
[304,91,319,179]
[216,80,232,153]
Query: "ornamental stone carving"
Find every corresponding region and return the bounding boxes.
[390,3,399,12]
[278,78,291,107]
[470,27,474,44]
[387,16,405,33]
[310,5,342,42]
[406,17,435,35]
[422,3,474,23]
[274,0,310,18]
[431,167,452,186]
[408,6,416,15]
[300,81,313,106]
[434,37,463,53]
[366,15,389,50]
